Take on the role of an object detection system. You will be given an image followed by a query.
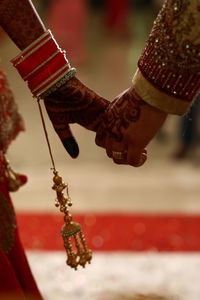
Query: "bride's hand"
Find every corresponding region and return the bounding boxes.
[43,77,109,158]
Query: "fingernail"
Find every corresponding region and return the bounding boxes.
[63,137,79,158]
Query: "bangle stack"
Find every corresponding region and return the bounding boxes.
[11,30,76,98]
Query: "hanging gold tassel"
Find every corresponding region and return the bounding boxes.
[37,98,92,269]
[52,171,92,270]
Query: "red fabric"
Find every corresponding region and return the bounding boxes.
[105,0,129,36]
[17,213,200,252]
[0,67,42,299]
[0,156,42,299]
[47,0,88,66]
[6,231,43,300]
[0,247,26,299]
[0,231,43,300]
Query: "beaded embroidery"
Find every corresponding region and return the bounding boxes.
[0,70,24,152]
[138,0,200,101]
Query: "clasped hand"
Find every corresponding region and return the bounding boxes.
[44,78,167,167]
[96,86,167,166]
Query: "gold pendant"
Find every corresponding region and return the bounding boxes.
[52,171,92,270]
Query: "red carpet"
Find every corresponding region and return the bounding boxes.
[17,213,200,251]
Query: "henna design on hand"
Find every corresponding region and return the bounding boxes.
[0,0,45,50]
[44,77,109,133]
[96,87,146,143]
[43,77,109,157]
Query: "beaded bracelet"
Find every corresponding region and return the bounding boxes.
[11,30,76,98]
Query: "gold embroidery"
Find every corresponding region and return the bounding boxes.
[138,0,200,101]
[148,0,200,72]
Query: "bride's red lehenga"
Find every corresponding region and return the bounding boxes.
[0,69,42,300]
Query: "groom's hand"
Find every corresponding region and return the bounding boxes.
[96,86,167,167]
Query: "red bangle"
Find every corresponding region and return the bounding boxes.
[28,52,69,89]
[32,66,72,96]
[16,39,59,79]
[12,31,51,66]
[11,30,76,98]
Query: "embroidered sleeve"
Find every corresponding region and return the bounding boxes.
[0,69,24,152]
[132,0,200,115]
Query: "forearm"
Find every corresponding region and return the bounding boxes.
[133,0,200,115]
[0,0,45,50]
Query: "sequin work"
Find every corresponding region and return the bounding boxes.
[138,0,200,102]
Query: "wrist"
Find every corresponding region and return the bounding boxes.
[128,85,168,136]
[146,99,168,117]
[132,69,191,115]
[141,98,168,136]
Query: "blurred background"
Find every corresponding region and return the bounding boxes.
[1,0,200,299]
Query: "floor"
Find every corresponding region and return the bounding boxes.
[27,251,200,300]
[1,5,200,300]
